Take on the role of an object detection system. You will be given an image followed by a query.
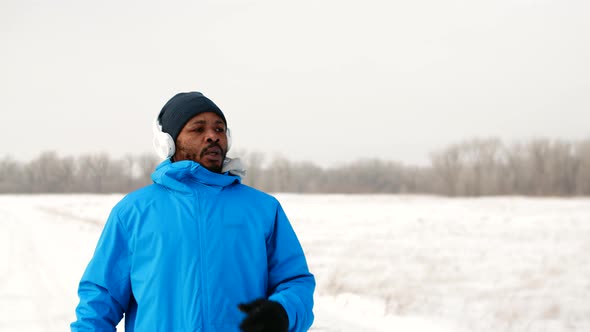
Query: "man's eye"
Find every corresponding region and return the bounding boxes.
[194,127,205,133]
[215,128,226,133]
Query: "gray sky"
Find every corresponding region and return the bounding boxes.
[1,0,589,166]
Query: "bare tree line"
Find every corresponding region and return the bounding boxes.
[241,137,590,196]
[0,152,158,194]
[1,137,589,196]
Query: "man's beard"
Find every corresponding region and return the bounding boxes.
[199,142,226,173]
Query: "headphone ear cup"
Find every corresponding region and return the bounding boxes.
[152,117,175,159]
[153,131,175,159]
[226,128,232,153]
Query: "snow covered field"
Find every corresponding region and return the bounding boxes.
[1,194,589,332]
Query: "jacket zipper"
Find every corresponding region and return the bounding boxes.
[196,190,209,331]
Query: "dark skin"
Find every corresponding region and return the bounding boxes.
[172,112,229,173]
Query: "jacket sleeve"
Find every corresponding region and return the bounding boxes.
[71,208,132,332]
[266,203,315,332]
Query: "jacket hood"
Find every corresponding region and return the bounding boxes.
[151,159,241,194]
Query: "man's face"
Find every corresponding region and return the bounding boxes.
[172,112,228,173]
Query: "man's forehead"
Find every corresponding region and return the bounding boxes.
[186,112,225,124]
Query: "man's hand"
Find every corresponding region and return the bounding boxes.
[238,298,288,332]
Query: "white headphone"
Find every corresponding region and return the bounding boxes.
[152,115,232,160]
[152,116,175,159]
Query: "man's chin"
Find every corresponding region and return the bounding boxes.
[201,160,223,173]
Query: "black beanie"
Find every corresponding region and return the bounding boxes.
[158,92,227,142]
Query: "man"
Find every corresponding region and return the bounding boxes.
[71,92,315,332]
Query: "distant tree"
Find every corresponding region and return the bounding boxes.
[430,144,463,196]
[504,142,531,195]
[76,153,123,193]
[239,150,265,189]
[291,161,324,193]
[25,151,74,193]
[550,140,579,195]
[575,139,590,195]
[135,153,160,187]
[456,138,504,196]
[264,156,293,193]
[0,156,25,193]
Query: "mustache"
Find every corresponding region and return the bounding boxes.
[199,142,224,159]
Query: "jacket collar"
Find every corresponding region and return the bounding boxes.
[151,159,241,194]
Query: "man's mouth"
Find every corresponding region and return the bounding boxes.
[200,144,224,163]
[204,146,222,156]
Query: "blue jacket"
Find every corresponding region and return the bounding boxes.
[71,160,315,331]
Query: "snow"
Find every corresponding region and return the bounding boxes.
[1,194,589,332]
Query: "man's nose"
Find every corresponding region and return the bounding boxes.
[205,129,220,142]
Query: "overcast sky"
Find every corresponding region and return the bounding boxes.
[1,0,589,166]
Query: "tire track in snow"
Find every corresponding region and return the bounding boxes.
[35,206,104,227]
[0,204,62,330]
[0,200,96,331]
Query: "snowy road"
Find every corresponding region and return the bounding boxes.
[0,198,94,331]
[1,194,589,332]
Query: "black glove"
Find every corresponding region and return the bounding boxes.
[238,298,289,332]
